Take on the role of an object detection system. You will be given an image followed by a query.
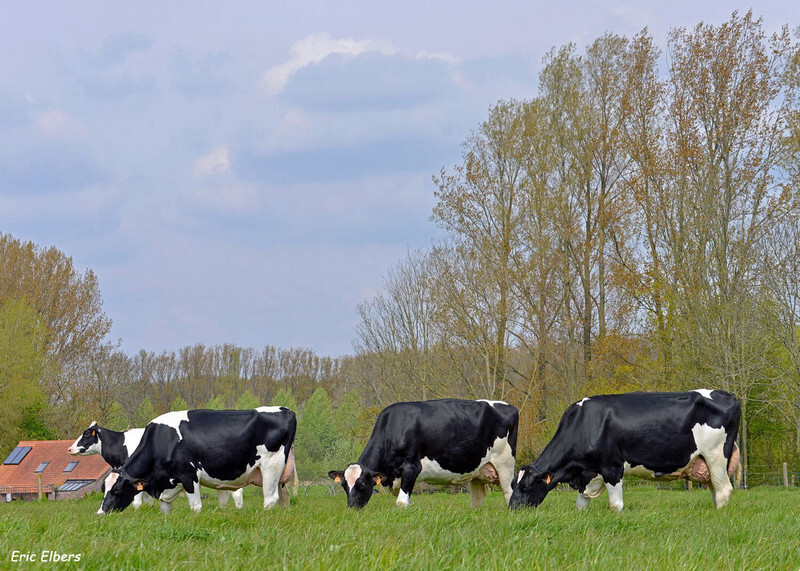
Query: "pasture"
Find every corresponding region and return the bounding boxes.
[0,486,798,570]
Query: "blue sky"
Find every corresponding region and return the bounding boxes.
[1,2,797,357]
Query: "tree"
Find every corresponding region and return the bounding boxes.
[0,298,47,453]
[133,398,157,426]
[204,395,225,410]
[269,387,297,411]
[0,233,111,362]
[235,390,261,410]
[170,395,189,412]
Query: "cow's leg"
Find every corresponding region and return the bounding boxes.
[142,492,154,506]
[217,490,230,509]
[259,446,288,509]
[158,486,182,514]
[231,488,244,509]
[706,454,734,509]
[577,474,606,510]
[390,478,400,496]
[494,450,517,506]
[278,482,290,508]
[469,480,487,508]
[396,462,421,508]
[601,466,625,512]
[183,478,203,513]
[132,491,143,509]
[693,424,734,509]
[605,481,624,512]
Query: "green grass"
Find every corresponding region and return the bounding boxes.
[0,486,798,570]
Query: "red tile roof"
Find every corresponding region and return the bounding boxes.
[0,440,110,493]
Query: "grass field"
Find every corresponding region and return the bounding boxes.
[1,486,798,570]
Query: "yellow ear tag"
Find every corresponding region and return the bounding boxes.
[544,474,552,485]
[375,476,382,485]
[334,476,341,483]
[135,482,144,491]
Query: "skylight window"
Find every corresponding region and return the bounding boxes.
[34,461,49,473]
[3,446,32,465]
[63,461,78,472]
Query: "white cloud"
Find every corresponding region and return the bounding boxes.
[260,33,391,97]
[259,32,460,98]
[34,109,83,137]
[193,146,230,178]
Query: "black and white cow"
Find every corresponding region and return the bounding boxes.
[100,406,296,514]
[509,389,741,511]
[69,422,246,512]
[328,399,518,509]
[68,423,155,511]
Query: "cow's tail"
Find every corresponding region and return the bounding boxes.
[291,446,300,496]
[731,442,742,489]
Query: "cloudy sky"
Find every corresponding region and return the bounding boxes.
[1,2,796,357]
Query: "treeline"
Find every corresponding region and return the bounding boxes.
[1,13,799,484]
[351,13,800,479]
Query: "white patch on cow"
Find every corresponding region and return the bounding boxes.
[396,489,411,508]
[622,461,658,479]
[693,389,714,400]
[122,428,145,457]
[606,481,624,512]
[256,406,285,414]
[151,411,190,440]
[576,397,590,407]
[344,464,362,490]
[583,474,606,498]
[517,470,525,484]
[476,399,508,407]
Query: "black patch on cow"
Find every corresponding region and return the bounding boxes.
[73,425,130,468]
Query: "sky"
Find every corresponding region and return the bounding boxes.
[1,2,797,357]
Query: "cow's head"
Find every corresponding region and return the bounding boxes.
[328,464,387,509]
[99,470,144,514]
[508,465,553,509]
[68,422,102,455]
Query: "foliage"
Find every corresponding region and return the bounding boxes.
[235,390,261,410]
[0,298,47,454]
[132,398,156,427]
[170,396,189,412]
[204,395,225,410]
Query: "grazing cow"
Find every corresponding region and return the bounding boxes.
[509,390,741,511]
[328,399,518,509]
[69,422,245,512]
[100,406,296,514]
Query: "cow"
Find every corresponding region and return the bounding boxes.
[69,422,245,512]
[100,406,296,514]
[328,399,518,509]
[509,389,741,512]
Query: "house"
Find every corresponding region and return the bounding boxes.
[0,440,110,501]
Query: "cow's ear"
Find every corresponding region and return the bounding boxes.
[372,473,388,486]
[328,470,344,483]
